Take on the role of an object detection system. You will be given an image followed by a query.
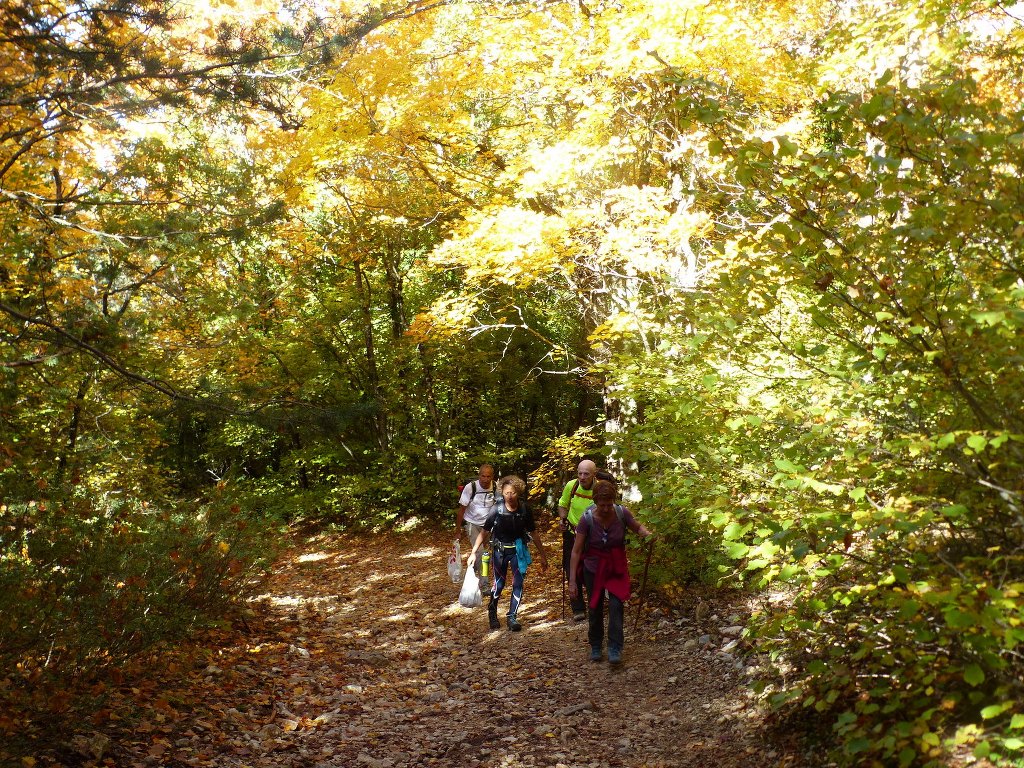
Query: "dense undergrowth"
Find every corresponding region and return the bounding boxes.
[0,491,279,687]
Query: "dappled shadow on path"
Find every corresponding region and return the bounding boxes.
[14,527,819,768]
[226,527,815,768]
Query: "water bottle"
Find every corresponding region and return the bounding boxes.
[481,550,491,578]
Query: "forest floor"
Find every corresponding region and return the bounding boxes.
[8,528,830,768]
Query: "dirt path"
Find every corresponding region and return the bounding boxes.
[23,529,821,768]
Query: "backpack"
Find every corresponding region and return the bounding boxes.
[460,479,497,502]
[493,500,531,543]
[581,504,627,549]
[563,471,617,512]
[566,479,582,505]
[562,479,587,509]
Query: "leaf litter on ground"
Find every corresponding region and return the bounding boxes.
[5,528,824,768]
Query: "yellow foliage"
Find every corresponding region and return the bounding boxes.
[285,0,821,199]
[589,311,649,344]
[430,206,567,288]
[268,0,839,346]
[406,295,484,341]
[529,426,601,499]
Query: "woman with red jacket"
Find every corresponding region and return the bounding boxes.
[568,479,653,664]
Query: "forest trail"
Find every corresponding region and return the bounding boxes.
[23,529,821,768]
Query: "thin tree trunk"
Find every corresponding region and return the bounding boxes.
[416,342,445,496]
[290,426,309,490]
[353,259,388,450]
[55,372,92,486]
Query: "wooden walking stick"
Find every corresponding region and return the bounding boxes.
[632,538,655,633]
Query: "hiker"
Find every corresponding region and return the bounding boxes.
[556,459,599,620]
[568,479,653,664]
[468,475,549,631]
[457,463,497,589]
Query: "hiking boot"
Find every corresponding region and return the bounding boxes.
[608,647,622,665]
[589,646,602,662]
[573,610,587,622]
[507,615,522,632]
[487,599,500,630]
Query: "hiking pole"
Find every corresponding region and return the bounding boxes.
[632,538,655,633]
[556,518,566,620]
[561,559,566,620]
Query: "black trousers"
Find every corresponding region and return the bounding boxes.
[562,529,586,614]
[583,568,625,652]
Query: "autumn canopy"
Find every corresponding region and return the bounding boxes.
[2,0,1024,764]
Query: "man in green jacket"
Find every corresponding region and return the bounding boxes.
[557,459,597,621]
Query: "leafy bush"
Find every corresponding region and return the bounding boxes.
[0,490,279,680]
[738,432,1024,767]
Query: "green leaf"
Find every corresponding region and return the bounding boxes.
[941,504,968,520]
[897,599,920,620]
[774,458,800,473]
[708,511,731,527]
[945,609,976,629]
[774,135,799,157]
[966,435,988,451]
[723,521,750,540]
[964,664,985,686]
[981,702,1012,719]
[724,541,750,558]
[971,310,1006,327]
[846,738,872,754]
[778,564,801,581]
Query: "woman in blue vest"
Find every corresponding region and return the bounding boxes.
[468,475,550,631]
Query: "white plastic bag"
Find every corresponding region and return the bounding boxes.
[459,566,482,607]
[447,540,461,583]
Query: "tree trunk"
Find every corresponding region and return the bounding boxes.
[290,426,309,490]
[55,372,93,486]
[416,342,446,497]
[353,259,388,450]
